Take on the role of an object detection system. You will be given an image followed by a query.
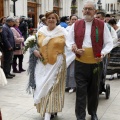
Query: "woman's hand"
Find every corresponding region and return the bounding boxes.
[72,44,78,53]
[33,50,42,58]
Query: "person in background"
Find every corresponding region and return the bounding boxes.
[0,17,6,25]
[59,16,69,28]
[96,12,118,83]
[11,17,25,73]
[38,17,46,30]
[68,1,113,120]
[105,14,111,23]
[0,51,7,120]
[19,16,28,41]
[107,19,120,79]
[28,28,37,37]
[37,14,44,30]
[65,14,78,93]
[0,23,4,68]
[2,17,15,79]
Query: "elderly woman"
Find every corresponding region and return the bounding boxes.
[27,11,74,120]
[11,17,25,73]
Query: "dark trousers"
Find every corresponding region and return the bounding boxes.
[3,50,13,75]
[75,60,102,120]
[99,56,108,93]
[13,54,23,71]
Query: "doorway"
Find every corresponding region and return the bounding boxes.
[27,2,37,28]
[0,0,4,18]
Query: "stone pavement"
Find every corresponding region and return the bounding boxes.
[0,52,120,120]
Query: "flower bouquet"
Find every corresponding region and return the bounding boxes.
[23,35,37,53]
[23,35,45,64]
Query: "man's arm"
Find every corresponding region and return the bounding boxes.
[2,27,12,50]
[66,24,75,50]
[101,23,113,56]
[110,27,118,45]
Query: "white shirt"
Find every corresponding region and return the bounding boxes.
[109,25,118,47]
[66,20,113,56]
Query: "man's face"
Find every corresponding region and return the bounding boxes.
[8,21,15,27]
[105,17,110,23]
[82,3,96,22]
[95,14,104,21]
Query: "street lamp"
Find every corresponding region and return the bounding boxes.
[97,0,102,11]
[11,0,18,16]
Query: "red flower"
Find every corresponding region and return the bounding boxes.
[96,53,101,58]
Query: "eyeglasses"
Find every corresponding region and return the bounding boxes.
[83,8,95,11]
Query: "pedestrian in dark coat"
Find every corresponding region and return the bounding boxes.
[2,17,15,79]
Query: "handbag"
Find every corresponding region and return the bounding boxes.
[15,44,21,50]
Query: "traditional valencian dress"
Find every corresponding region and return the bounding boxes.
[28,25,74,117]
[0,52,7,120]
[0,52,7,86]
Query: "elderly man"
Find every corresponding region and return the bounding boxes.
[67,1,113,120]
[2,17,15,79]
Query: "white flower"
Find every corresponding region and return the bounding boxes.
[24,35,36,46]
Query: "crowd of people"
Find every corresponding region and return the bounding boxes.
[0,0,120,120]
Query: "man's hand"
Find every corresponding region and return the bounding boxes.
[95,54,104,62]
[76,49,85,56]
[33,50,42,58]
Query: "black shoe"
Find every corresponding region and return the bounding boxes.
[50,113,57,119]
[117,74,120,79]
[91,114,98,120]
[13,70,21,73]
[50,114,55,119]
[9,73,15,77]
[54,112,57,116]
[6,74,13,79]
[19,69,26,72]
[65,87,70,92]
[109,76,114,80]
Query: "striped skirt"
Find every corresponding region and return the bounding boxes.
[35,58,66,117]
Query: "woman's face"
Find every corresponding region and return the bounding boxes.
[15,19,20,27]
[46,14,57,27]
[70,16,78,24]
